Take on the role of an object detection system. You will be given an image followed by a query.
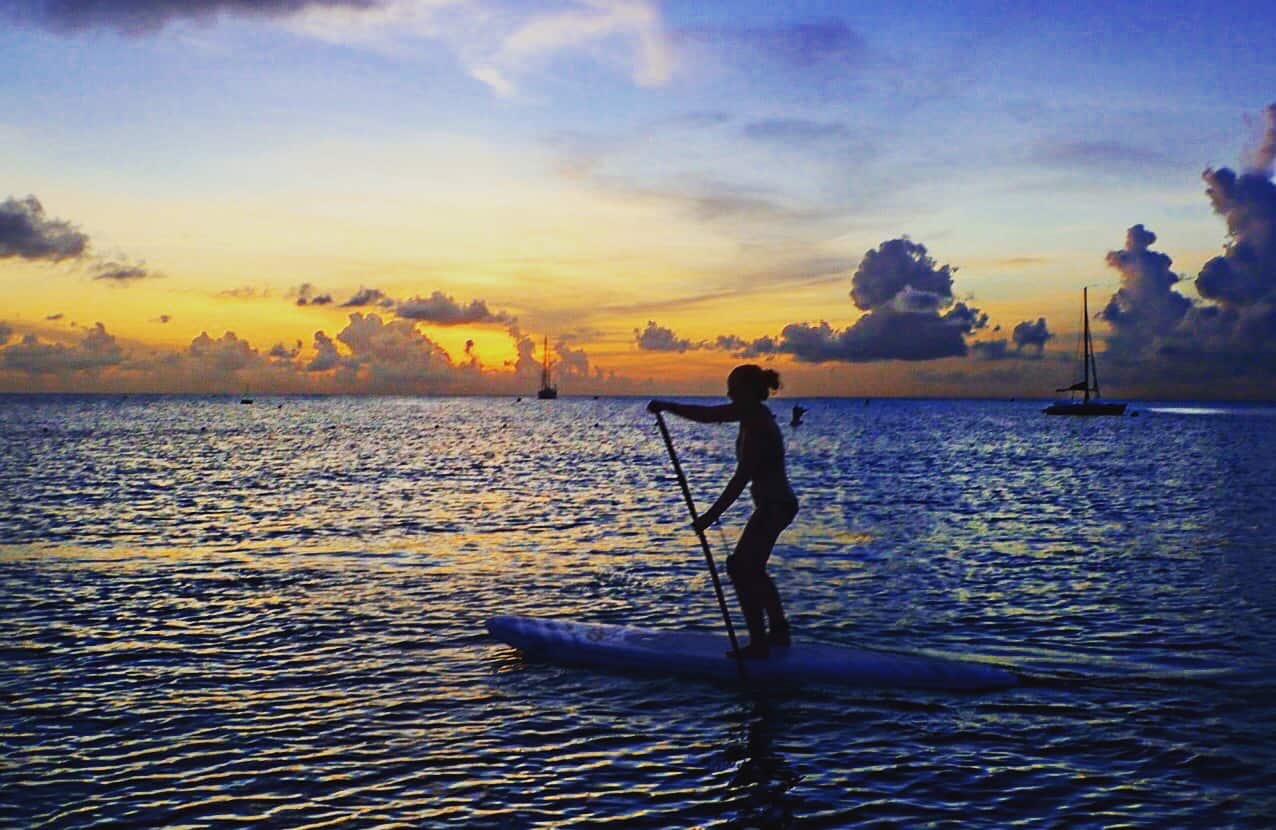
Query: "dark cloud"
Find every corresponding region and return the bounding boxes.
[1196,166,1276,307]
[634,320,700,352]
[1087,106,1276,391]
[7,0,379,34]
[92,259,152,282]
[715,334,779,359]
[1100,224,1191,354]
[395,291,512,326]
[153,314,172,323]
[45,313,64,321]
[1,322,123,374]
[340,287,395,308]
[0,195,89,262]
[268,340,301,360]
[850,237,956,311]
[1012,317,1052,353]
[773,304,985,363]
[972,318,1053,361]
[710,238,987,363]
[291,282,333,306]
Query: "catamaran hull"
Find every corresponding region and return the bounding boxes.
[1044,402,1127,416]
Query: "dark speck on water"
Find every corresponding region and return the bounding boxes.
[2,395,1275,827]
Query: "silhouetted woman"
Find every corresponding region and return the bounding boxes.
[648,364,798,658]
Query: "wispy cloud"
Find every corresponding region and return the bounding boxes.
[288,0,675,96]
[1030,139,1171,171]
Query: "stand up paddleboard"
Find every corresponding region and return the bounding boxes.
[487,615,1019,691]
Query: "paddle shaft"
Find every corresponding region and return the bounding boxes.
[654,411,747,681]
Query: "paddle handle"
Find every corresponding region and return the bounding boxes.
[654,411,747,681]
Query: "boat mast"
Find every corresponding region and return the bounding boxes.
[1082,287,1092,404]
[541,336,551,389]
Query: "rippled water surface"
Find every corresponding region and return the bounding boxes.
[3,395,1276,828]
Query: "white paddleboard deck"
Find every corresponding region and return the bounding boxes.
[487,615,1018,691]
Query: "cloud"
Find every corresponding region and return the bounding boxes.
[709,238,989,363]
[1,322,123,374]
[499,0,674,89]
[333,312,455,388]
[0,195,90,262]
[1243,103,1276,174]
[340,286,395,308]
[283,0,674,98]
[219,285,269,299]
[1091,105,1276,386]
[1030,140,1170,171]
[45,313,64,321]
[770,305,985,363]
[714,333,779,359]
[850,237,956,311]
[305,330,353,373]
[8,0,380,34]
[0,322,12,346]
[289,282,333,306]
[1012,317,1052,353]
[268,340,302,360]
[972,318,1053,361]
[1099,224,1191,354]
[634,319,700,352]
[92,259,153,282]
[395,290,513,325]
[153,314,172,323]
[188,331,262,374]
[553,336,590,378]
[1197,159,1276,306]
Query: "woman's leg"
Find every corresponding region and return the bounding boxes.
[726,534,768,653]
[758,502,797,642]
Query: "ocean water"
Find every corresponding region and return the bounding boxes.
[2,395,1275,828]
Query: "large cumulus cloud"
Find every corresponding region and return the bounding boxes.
[716,238,988,363]
[1096,104,1276,383]
[1,322,123,373]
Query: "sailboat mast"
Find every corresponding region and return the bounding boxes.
[1082,287,1092,404]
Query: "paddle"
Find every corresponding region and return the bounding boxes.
[654,411,748,681]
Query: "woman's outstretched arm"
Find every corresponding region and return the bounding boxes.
[647,400,739,423]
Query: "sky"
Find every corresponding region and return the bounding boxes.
[1,0,1274,398]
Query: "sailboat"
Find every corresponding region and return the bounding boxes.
[537,336,558,399]
[1044,287,1126,416]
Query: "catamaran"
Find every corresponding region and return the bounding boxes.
[1044,287,1126,416]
